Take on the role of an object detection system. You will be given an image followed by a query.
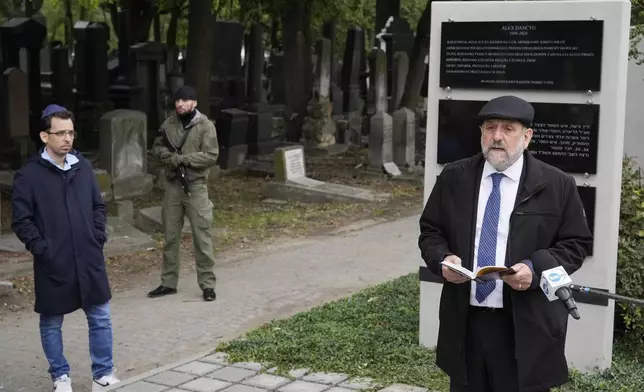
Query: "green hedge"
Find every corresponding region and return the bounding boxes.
[615,156,644,342]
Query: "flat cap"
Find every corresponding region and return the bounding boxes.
[478,95,534,127]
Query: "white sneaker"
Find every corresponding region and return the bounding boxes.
[92,371,120,391]
[53,375,72,392]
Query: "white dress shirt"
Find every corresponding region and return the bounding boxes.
[470,154,524,308]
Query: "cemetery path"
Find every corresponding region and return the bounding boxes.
[0,214,421,392]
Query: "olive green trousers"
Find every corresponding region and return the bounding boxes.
[160,180,216,290]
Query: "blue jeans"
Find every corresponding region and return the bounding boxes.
[39,302,114,380]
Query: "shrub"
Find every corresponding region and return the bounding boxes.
[615,155,644,342]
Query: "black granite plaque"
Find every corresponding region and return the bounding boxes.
[437,99,599,174]
[439,20,603,91]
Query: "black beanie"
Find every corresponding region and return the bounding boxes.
[173,85,197,101]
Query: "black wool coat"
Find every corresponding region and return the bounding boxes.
[11,150,111,316]
[418,151,593,392]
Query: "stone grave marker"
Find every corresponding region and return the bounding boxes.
[2,68,31,164]
[264,145,391,203]
[392,107,416,170]
[217,108,250,170]
[367,48,400,177]
[98,109,154,200]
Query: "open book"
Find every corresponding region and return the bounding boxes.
[440,262,516,282]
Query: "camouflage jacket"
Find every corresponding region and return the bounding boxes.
[152,110,219,183]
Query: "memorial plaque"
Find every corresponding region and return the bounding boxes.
[577,185,596,255]
[439,20,603,91]
[437,99,599,174]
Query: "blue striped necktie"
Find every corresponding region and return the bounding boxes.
[476,172,504,303]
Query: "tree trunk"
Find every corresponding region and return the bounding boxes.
[64,0,73,45]
[400,0,431,111]
[153,13,161,41]
[186,0,213,118]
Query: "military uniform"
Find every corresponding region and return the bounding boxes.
[151,108,219,295]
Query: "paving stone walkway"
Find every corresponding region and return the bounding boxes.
[107,352,434,392]
[0,215,421,392]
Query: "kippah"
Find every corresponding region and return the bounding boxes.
[42,104,68,119]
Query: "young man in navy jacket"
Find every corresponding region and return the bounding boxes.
[11,105,120,392]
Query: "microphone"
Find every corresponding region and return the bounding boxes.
[540,266,580,320]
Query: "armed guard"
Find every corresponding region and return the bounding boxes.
[148,86,219,302]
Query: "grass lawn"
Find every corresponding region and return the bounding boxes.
[217,273,644,392]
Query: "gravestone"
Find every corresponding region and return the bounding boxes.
[0,17,47,144]
[274,145,306,182]
[368,48,400,176]
[270,53,286,105]
[391,51,408,112]
[393,107,416,170]
[264,145,391,203]
[74,21,110,151]
[50,45,74,111]
[109,11,144,116]
[1,68,31,166]
[216,108,249,170]
[244,24,273,155]
[302,38,337,150]
[74,21,109,103]
[342,27,363,113]
[211,21,245,110]
[98,109,154,200]
[130,41,167,147]
[323,21,344,116]
[419,0,630,375]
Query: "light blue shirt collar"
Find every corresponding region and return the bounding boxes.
[41,148,79,171]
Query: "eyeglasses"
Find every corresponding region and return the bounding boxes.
[47,130,77,138]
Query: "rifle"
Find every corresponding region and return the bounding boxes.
[162,129,191,196]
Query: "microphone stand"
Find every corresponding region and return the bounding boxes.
[569,285,644,307]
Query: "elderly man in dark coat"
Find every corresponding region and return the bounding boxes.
[419,95,592,392]
[11,105,120,392]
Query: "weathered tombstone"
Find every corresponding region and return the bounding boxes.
[420,0,629,375]
[392,107,416,170]
[74,21,109,103]
[274,145,307,182]
[0,17,47,144]
[50,45,74,111]
[1,68,31,165]
[322,21,344,116]
[211,21,246,110]
[269,53,286,105]
[341,27,363,113]
[109,11,144,115]
[368,49,399,176]
[246,24,267,108]
[244,24,273,155]
[284,32,309,142]
[216,108,250,169]
[313,38,331,100]
[98,109,154,200]
[130,41,167,147]
[33,12,51,73]
[302,38,337,149]
[391,51,408,112]
[265,144,391,203]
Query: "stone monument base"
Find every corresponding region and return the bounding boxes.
[113,174,155,200]
[262,177,390,204]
